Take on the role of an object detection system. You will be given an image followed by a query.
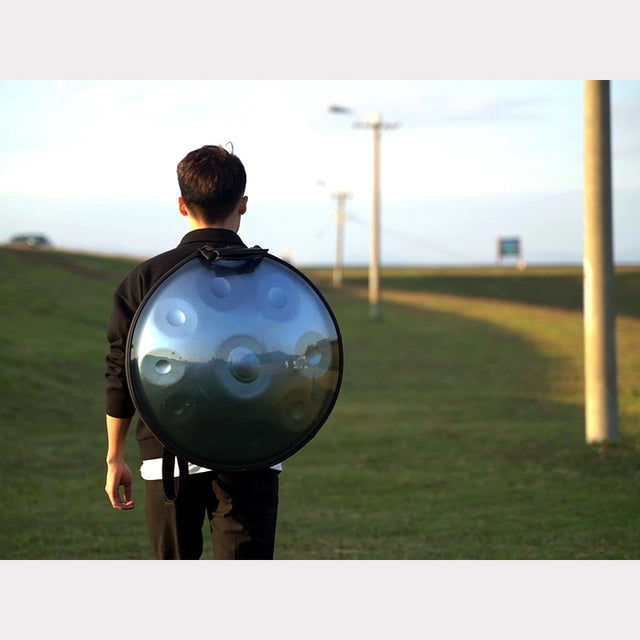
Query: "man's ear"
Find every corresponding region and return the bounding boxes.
[178,197,189,217]
[239,195,248,215]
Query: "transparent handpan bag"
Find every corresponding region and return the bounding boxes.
[126,246,343,472]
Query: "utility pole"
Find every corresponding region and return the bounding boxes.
[332,190,351,288]
[318,180,352,289]
[328,104,399,320]
[583,80,619,443]
[368,118,383,318]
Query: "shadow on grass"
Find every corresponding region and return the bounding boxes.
[339,266,640,319]
[277,283,640,559]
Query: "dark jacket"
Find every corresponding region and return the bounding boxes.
[105,227,246,460]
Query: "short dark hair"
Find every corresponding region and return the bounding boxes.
[177,145,247,224]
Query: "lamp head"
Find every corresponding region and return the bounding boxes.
[327,104,352,114]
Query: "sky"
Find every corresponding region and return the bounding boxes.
[1,1,638,268]
[1,79,638,267]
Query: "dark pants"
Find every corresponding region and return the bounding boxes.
[144,469,279,560]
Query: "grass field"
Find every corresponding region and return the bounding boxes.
[1,247,639,559]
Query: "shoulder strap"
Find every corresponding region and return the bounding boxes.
[197,244,268,274]
[162,448,190,502]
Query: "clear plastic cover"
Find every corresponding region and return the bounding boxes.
[127,253,342,470]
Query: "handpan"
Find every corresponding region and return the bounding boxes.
[126,246,343,471]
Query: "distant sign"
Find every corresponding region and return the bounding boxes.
[499,237,520,257]
[497,236,525,269]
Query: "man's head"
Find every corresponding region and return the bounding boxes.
[177,145,247,226]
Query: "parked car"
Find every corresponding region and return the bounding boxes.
[9,234,52,248]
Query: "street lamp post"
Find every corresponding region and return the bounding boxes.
[328,104,398,320]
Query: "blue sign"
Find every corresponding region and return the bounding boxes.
[499,237,520,257]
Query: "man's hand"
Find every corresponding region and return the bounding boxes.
[105,461,135,510]
[105,414,135,510]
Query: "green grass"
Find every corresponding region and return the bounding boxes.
[1,247,639,559]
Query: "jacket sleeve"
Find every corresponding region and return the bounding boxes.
[105,274,141,419]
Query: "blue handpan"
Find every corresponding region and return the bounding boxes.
[126,246,343,472]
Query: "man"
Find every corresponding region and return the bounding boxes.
[104,145,279,560]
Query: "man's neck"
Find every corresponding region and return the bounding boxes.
[188,218,239,233]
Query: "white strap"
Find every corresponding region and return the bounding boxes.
[140,457,282,480]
